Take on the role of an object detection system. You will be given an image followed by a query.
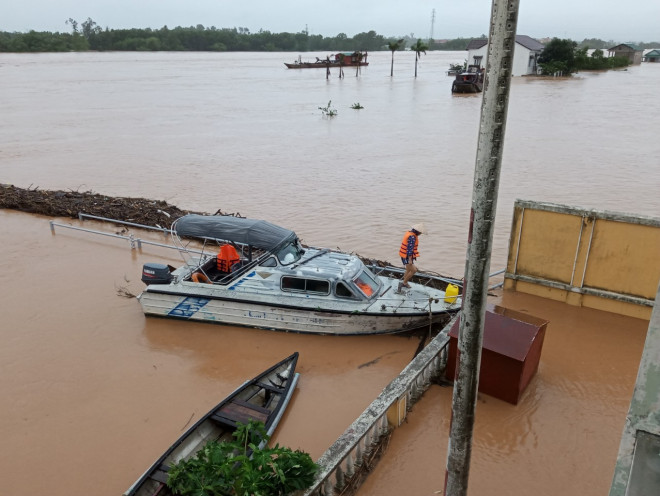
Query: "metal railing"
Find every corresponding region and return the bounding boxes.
[49,219,205,256]
[78,213,172,235]
[369,265,505,291]
[51,214,506,291]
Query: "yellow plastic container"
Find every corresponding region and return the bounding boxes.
[444,283,459,304]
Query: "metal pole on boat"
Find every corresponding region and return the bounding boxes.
[444,1,520,495]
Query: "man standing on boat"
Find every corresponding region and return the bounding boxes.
[398,223,426,293]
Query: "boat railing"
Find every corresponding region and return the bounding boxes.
[303,318,455,496]
[368,265,505,291]
[50,215,506,289]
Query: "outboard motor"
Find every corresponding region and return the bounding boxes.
[141,263,173,286]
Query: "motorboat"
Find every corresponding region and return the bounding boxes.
[451,64,485,93]
[138,215,461,335]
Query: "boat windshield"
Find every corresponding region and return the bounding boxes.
[353,269,379,297]
[276,240,304,265]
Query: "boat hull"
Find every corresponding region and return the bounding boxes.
[452,80,483,93]
[284,62,369,69]
[139,287,456,335]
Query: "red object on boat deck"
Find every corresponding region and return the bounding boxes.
[445,305,548,405]
[217,244,240,272]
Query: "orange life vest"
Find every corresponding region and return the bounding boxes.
[217,244,240,272]
[356,281,373,296]
[399,231,419,259]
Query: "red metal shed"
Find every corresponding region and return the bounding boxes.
[446,305,548,404]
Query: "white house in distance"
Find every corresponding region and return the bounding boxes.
[466,35,545,76]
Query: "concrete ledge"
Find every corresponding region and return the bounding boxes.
[304,317,455,495]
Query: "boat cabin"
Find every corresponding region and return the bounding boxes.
[150,214,383,302]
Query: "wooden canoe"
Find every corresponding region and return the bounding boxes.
[124,352,300,496]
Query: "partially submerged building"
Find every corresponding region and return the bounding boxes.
[466,35,545,76]
[643,49,660,62]
[608,43,644,64]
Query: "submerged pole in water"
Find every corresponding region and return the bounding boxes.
[445,1,520,495]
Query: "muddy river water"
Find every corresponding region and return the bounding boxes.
[1,51,658,495]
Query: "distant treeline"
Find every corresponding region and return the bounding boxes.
[0,19,657,53]
[0,19,449,53]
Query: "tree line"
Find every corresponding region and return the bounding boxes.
[538,38,631,74]
[0,19,425,53]
[3,18,656,54]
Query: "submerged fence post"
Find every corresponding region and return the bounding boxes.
[445,1,520,495]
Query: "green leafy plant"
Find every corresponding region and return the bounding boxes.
[318,100,337,117]
[167,420,318,496]
[351,103,364,110]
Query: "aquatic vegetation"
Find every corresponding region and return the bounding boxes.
[319,100,337,117]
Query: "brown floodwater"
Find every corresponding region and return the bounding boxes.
[0,211,422,495]
[1,51,658,495]
[359,291,649,496]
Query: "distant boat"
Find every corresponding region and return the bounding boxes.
[285,51,369,69]
[446,64,466,76]
[124,352,300,496]
[451,64,485,93]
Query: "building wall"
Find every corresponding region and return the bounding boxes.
[504,200,660,319]
[468,43,539,76]
[467,45,488,69]
[512,45,538,75]
[610,47,643,64]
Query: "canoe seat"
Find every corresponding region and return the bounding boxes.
[255,381,285,392]
[150,464,170,484]
[210,399,270,427]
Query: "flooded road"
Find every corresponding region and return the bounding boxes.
[1,50,658,495]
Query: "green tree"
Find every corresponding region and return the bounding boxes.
[352,30,386,51]
[354,50,364,76]
[336,52,345,78]
[412,39,428,77]
[81,17,102,48]
[538,38,577,75]
[388,38,404,77]
[167,420,318,496]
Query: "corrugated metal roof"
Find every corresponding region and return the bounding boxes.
[466,38,487,50]
[515,35,545,51]
[465,35,544,52]
[608,43,643,51]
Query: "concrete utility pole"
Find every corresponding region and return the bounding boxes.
[444,1,520,495]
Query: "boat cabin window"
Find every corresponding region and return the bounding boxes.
[353,270,379,297]
[261,257,277,267]
[276,240,304,266]
[281,276,330,295]
[335,282,358,299]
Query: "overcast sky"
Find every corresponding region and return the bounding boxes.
[2,0,658,43]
